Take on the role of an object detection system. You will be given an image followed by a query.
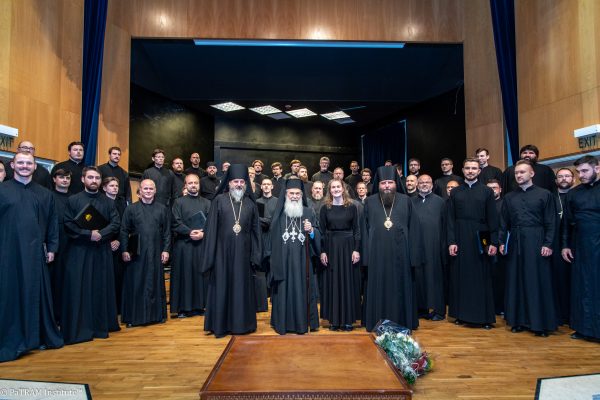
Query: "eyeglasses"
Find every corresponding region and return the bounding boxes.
[18,146,35,151]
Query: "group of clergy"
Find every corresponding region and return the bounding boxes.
[1,140,599,363]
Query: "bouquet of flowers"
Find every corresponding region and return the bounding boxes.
[374,320,433,385]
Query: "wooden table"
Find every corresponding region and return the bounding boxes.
[200,334,412,400]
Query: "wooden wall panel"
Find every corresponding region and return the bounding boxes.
[516,0,600,159]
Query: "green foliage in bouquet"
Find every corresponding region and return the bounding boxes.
[375,332,433,385]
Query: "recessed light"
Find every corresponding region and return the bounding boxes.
[321,111,350,120]
[334,118,355,124]
[286,108,317,118]
[210,102,245,112]
[250,105,282,115]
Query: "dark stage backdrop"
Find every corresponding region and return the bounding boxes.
[129,84,215,176]
[361,88,466,179]
[214,117,361,177]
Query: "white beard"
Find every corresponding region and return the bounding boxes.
[230,186,245,202]
[284,199,303,218]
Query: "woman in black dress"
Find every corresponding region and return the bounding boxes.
[319,178,361,331]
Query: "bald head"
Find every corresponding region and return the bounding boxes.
[139,179,157,203]
[417,174,433,195]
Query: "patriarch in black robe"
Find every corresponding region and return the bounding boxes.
[412,174,446,320]
[270,179,321,334]
[120,179,171,327]
[61,167,121,344]
[363,166,422,331]
[561,155,600,340]
[0,153,62,362]
[499,161,558,336]
[201,164,262,337]
[170,174,211,317]
[447,159,499,328]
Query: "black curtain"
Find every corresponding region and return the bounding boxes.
[81,0,108,166]
[361,120,406,171]
[490,0,520,165]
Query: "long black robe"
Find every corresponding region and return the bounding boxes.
[492,198,506,315]
[311,170,333,186]
[0,180,63,362]
[109,196,127,314]
[49,189,70,323]
[200,175,219,201]
[61,191,121,344]
[185,166,207,178]
[500,185,558,332]
[201,193,262,336]
[255,195,278,312]
[446,180,498,325]
[170,194,211,314]
[98,162,132,203]
[319,203,361,327]
[172,172,186,200]
[142,166,175,206]
[503,162,556,194]
[562,177,600,338]
[120,200,171,326]
[479,165,503,186]
[411,192,446,316]
[51,159,85,194]
[270,207,321,334]
[552,191,571,324]
[364,193,421,331]
[433,174,464,199]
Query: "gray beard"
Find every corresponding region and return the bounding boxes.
[380,191,395,207]
[312,193,323,201]
[230,187,245,202]
[284,199,303,218]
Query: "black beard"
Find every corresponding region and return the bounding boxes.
[380,191,395,207]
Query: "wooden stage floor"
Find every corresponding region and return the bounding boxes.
[1,308,598,400]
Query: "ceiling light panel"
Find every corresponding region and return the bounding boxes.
[321,111,350,120]
[286,108,317,118]
[249,105,282,115]
[210,102,245,112]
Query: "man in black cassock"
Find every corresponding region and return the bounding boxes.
[120,179,171,327]
[185,153,207,178]
[499,160,558,337]
[252,160,269,185]
[433,158,464,200]
[255,178,278,312]
[311,156,333,186]
[345,161,362,193]
[171,157,186,200]
[552,168,574,325]
[201,164,262,338]
[61,166,121,344]
[269,179,321,334]
[200,162,220,201]
[364,166,422,331]
[0,152,63,362]
[98,146,132,204]
[49,168,72,324]
[447,158,499,329]
[476,147,503,186]
[405,175,418,198]
[412,174,446,321]
[562,155,600,341]
[487,179,506,316]
[502,144,556,194]
[170,174,211,317]
[4,141,53,189]
[51,141,85,194]
[142,148,175,206]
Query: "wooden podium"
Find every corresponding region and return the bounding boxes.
[200,334,412,400]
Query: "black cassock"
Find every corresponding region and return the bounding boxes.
[201,193,262,336]
[270,207,321,334]
[552,191,571,324]
[52,159,85,194]
[503,162,556,194]
[500,185,558,332]
[479,165,503,186]
[433,174,464,200]
[446,181,498,325]
[319,203,361,327]
[49,190,70,323]
[62,191,121,344]
[120,200,171,326]
[411,193,446,316]
[562,178,600,338]
[142,166,175,206]
[255,195,278,312]
[364,193,421,331]
[109,196,127,315]
[170,194,211,314]
[0,180,62,362]
[200,176,219,201]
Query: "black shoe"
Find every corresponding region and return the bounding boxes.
[454,319,463,325]
[329,325,339,331]
[343,325,353,331]
[126,323,132,328]
[571,331,586,340]
[431,314,445,321]
[177,313,187,318]
[511,326,524,333]
[483,324,493,330]
[534,331,548,337]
